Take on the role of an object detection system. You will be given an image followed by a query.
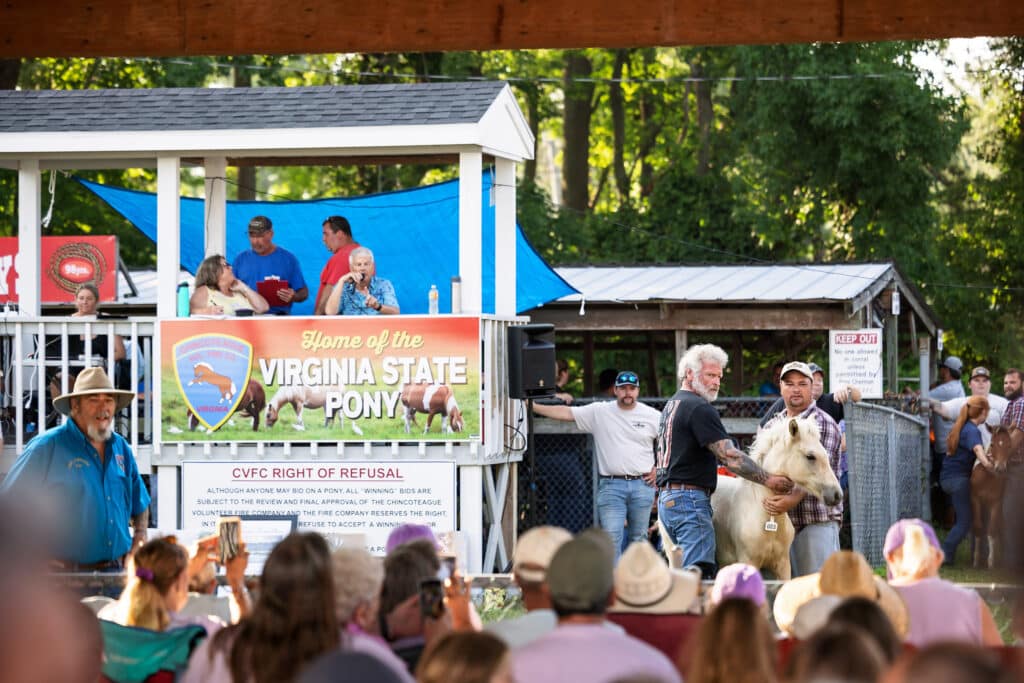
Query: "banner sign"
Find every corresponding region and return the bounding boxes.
[0,236,119,303]
[180,460,457,554]
[160,315,480,442]
[829,328,884,399]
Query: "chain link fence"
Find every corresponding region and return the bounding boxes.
[521,397,775,535]
[524,397,930,571]
[845,401,930,566]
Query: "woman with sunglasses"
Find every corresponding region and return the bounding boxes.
[190,254,270,316]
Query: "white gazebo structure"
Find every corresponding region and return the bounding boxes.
[0,81,534,572]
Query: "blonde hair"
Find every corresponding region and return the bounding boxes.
[946,395,989,455]
[416,632,509,683]
[124,538,188,631]
[888,523,943,581]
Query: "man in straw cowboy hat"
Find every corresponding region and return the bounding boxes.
[772,549,909,640]
[1,367,149,570]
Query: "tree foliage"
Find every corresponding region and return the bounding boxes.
[1,44,1019,373]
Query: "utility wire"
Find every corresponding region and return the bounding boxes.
[131,55,940,86]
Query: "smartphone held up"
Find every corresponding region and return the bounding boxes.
[217,516,243,565]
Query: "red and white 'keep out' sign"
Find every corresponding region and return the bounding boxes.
[829,329,883,399]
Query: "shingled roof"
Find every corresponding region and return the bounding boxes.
[0,81,509,133]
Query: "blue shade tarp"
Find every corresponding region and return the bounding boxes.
[78,175,576,315]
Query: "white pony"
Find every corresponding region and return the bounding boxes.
[266,383,345,431]
[711,417,843,580]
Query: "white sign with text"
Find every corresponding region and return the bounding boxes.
[829,329,884,399]
[181,460,456,554]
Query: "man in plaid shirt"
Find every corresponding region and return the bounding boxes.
[762,361,843,577]
[1001,368,1024,570]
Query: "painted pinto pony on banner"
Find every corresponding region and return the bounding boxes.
[161,316,480,442]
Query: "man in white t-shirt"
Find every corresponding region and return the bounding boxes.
[532,370,661,561]
[930,366,1008,450]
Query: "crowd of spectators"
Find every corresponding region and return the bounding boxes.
[1,508,1020,683]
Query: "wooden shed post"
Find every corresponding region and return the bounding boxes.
[674,330,688,384]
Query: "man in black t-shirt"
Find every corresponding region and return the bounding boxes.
[656,344,793,578]
[758,362,861,427]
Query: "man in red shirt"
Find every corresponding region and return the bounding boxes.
[314,215,360,315]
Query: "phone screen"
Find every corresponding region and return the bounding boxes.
[419,578,445,619]
[217,517,242,565]
[438,553,457,581]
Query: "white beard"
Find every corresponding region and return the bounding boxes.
[692,374,719,402]
[86,421,113,443]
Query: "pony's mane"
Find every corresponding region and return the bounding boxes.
[750,416,822,464]
[194,361,214,371]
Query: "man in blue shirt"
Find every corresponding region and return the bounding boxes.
[232,215,309,315]
[1,367,150,569]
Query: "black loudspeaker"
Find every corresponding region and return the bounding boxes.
[507,324,557,399]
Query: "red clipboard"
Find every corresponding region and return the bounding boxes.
[256,279,289,302]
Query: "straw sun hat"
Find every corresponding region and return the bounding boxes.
[610,541,701,614]
[52,367,135,416]
[772,550,908,639]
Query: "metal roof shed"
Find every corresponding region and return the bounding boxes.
[527,262,942,395]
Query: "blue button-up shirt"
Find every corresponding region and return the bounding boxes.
[338,276,399,315]
[1,418,150,564]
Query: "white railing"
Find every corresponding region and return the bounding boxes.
[0,316,156,471]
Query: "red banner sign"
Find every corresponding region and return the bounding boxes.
[0,236,119,303]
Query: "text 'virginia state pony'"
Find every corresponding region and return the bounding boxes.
[257,356,468,386]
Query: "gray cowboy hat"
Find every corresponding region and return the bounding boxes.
[52,367,135,416]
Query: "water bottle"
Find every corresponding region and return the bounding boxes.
[450,276,462,314]
[428,284,439,315]
[176,282,190,317]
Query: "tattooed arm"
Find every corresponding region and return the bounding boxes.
[709,439,793,494]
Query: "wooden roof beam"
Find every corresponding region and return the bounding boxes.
[3,1,1023,59]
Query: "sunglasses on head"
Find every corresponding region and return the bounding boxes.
[616,373,639,385]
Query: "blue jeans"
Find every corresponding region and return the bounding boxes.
[597,477,656,562]
[658,488,715,576]
[790,521,840,577]
[941,474,972,563]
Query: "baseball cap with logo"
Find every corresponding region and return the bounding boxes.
[807,362,824,376]
[971,367,991,380]
[780,361,814,381]
[615,371,639,387]
[248,216,272,234]
[512,525,572,584]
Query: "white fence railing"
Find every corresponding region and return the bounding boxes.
[0,316,156,471]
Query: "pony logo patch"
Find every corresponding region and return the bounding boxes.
[114,453,125,474]
[173,334,254,432]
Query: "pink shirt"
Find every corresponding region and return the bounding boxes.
[892,577,983,647]
[513,622,682,683]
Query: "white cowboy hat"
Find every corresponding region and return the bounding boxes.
[610,541,701,614]
[52,367,135,416]
[772,550,908,638]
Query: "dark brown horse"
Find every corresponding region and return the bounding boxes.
[971,425,1022,568]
